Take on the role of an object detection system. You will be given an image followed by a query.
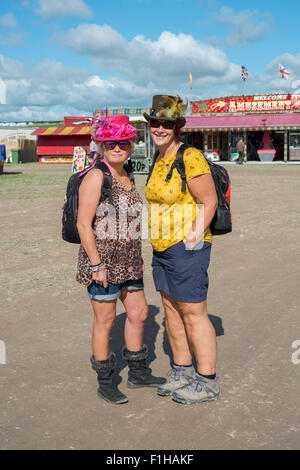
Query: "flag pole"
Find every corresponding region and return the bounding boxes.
[187,72,192,115]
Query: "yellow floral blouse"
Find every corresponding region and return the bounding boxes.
[145,146,212,251]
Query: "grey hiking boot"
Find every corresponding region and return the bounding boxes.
[172,373,220,405]
[157,365,196,396]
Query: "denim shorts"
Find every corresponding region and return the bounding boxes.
[152,240,211,303]
[87,278,144,301]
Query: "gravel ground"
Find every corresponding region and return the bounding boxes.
[0,162,299,450]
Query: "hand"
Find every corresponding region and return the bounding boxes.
[184,234,197,250]
[92,269,108,288]
[184,241,193,250]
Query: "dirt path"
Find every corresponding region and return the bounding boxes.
[0,163,299,450]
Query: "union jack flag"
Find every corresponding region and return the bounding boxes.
[241,65,248,81]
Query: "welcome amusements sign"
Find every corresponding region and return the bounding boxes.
[192,94,300,114]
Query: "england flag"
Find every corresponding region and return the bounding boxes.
[279,64,290,80]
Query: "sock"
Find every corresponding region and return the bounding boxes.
[198,372,216,380]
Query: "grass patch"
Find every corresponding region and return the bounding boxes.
[0,173,70,200]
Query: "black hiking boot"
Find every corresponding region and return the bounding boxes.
[90,352,128,404]
[122,345,166,389]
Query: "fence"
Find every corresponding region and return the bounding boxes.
[18,139,38,163]
[3,138,38,163]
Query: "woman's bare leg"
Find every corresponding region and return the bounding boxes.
[177,299,217,375]
[161,291,193,366]
[91,299,117,360]
[120,289,148,351]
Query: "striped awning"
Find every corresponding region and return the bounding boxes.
[184,126,300,132]
[31,125,92,136]
[183,113,300,132]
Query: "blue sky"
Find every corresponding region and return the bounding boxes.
[0,0,300,121]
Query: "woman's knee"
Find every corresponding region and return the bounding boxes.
[178,302,208,325]
[162,294,178,317]
[94,309,116,331]
[127,304,148,325]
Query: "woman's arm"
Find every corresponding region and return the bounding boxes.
[185,174,218,247]
[77,169,108,287]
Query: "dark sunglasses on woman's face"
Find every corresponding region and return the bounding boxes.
[104,141,130,151]
[149,119,175,130]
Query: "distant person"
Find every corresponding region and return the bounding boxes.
[76,113,165,404]
[247,140,258,161]
[236,137,246,165]
[89,138,97,161]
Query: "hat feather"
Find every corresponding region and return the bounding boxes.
[158,95,188,120]
[90,108,110,140]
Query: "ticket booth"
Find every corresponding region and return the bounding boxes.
[130,118,150,174]
[129,115,153,174]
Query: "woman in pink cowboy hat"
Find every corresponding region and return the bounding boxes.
[76,112,165,404]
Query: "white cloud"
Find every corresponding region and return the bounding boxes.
[36,0,92,19]
[1,21,299,122]
[267,53,300,89]
[0,55,24,78]
[292,81,300,91]
[0,13,18,29]
[55,24,125,55]
[215,7,273,46]
[0,54,156,121]
[0,32,28,47]
[54,24,239,88]
[268,53,300,73]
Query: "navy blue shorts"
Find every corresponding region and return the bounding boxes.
[152,241,211,303]
[88,278,144,301]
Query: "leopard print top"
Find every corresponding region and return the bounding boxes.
[76,176,143,286]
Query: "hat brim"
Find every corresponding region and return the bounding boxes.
[94,133,136,142]
[143,113,186,128]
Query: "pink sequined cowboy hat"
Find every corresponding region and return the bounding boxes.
[90,113,137,142]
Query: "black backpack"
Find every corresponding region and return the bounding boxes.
[146,143,232,235]
[62,158,135,244]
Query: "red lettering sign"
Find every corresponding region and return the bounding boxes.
[191,95,300,114]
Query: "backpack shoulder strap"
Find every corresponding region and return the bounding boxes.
[93,159,114,205]
[165,143,192,192]
[146,148,160,185]
[124,159,135,185]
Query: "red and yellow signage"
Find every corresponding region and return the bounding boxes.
[39,156,73,164]
[192,94,300,114]
[32,125,92,136]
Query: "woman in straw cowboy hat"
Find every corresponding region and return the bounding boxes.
[144,95,220,404]
[76,112,165,404]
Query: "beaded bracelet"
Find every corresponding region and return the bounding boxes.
[90,262,106,272]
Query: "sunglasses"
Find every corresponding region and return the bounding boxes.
[104,141,130,151]
[149,119,175,130]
